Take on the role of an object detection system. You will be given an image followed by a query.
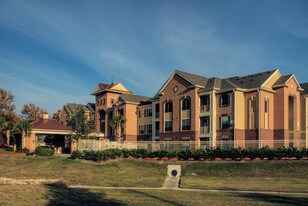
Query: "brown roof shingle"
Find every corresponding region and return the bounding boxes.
[31,119,71,131]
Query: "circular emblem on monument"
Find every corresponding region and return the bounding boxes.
[173,86,178,93]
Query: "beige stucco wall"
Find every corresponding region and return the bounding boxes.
[123,103,138,141]
[234,91,245,129]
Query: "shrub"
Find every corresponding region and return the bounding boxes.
[35,147,54,157]
[16,148,30,155]
[121,149,132,158]
[4,147,13,152]
[71,150,83,159]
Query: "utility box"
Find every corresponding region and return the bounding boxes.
[167,165,181,177]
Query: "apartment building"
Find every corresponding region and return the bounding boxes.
[53,103,95,126]
[93,69,308,148]
[92,82,150,141]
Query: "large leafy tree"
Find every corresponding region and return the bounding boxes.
[67,108,95,140]
[20,103,46,123]
[0,88,18,145]
[110,115,127,142]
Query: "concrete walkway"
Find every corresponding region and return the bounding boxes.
[68,185,308,196]
[162,176,181,189]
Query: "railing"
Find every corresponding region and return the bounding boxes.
[155,131,159,136]
[200,126,210,134]
[77,139,308,152]
[200,105,210,113]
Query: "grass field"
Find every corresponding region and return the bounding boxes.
[0,156,308,205]
[181,161,308,192]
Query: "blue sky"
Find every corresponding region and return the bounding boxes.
[1,0,308,114]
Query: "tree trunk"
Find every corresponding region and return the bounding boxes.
[6,130,10,145]
[13,136,17,152]
[116,125,121,143]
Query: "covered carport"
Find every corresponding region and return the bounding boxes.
[23,114,72,154]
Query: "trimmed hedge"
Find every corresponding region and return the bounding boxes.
[35,147,54,157]
[70,147,308,162]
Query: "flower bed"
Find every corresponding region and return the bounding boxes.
[71,147,308,162]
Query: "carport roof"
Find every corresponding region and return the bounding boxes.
[31,119,71,131]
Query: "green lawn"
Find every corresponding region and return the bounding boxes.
[180,161,308,192]
[0,156,166,187]
[0,156,308,205]
[0,184,307,206]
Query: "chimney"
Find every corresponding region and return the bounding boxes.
[43,112,49,120]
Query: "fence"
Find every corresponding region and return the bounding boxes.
[77,138,308,152]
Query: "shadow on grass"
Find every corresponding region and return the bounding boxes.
[130,189,186,206]
[45,182,126,206]
[235,193,308,206]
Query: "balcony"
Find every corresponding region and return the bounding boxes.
[200,126,210,134]
[200,105,210,113]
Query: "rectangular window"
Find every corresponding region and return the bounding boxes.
[139,125,145,134]
[182,119,191,131]
[165,120,172,132]
[200,116,210,134]
[200,95,210,112]
[249,100,256,129]
[220,94,230,107]
[220,115,230,129]
[148,124,152,134]
[155,121,159,136]
[155,104,160,118]
[144,109,152,117]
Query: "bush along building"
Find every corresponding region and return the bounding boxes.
[92,69,308,148]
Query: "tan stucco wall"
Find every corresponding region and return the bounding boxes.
[123,103,138,141]
[234,91,245,129]
[24,133,36,152]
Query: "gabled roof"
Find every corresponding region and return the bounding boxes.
[300,83,308,95]
[87,103,95,112]
[175,70,208,87]
[199,78,236,93]
[63,103,90,116]
[92,82,131,95]
[119,93,151,104]
[273,75,293,87]
[31,119,71,131]
[156,70,209,97]
[227,70,277,89]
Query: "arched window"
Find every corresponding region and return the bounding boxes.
[164,101,173,132]
[264,98,269,129]
[181,98,191,131]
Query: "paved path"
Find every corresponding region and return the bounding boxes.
[68,185,308,196]
[162,176,181,189]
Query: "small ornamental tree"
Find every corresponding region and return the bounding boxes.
[13,121,31,151]
[67,108,95,140]
[110,115,127,142]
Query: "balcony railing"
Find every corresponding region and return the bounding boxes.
[200,105,210,113]
[200,126,210,134]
